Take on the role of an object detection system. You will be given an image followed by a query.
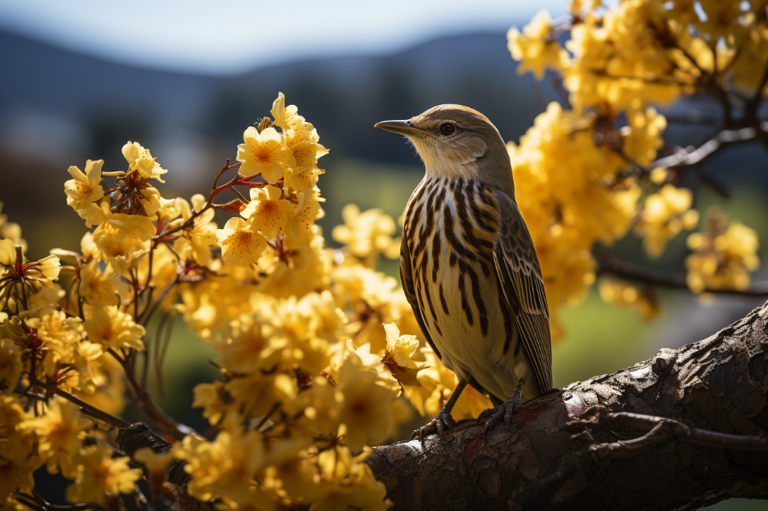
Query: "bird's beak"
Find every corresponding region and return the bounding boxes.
[374,120,428,138]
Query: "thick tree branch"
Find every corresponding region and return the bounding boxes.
[367,301,768,510]
[113,302,768,511]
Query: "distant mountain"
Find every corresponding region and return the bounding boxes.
[0,28,543,173]
[1,26,765,235]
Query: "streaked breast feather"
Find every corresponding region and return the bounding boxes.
[404,177,512,358]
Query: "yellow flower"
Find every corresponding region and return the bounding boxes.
[731,23,768,94]
[686,208,760,293]
[80,231,100,262]
[0,338,21,393]
[694,0,744,41]
[286,189,324,241]
[133,447,177,498]
[216,217,267,266]
[69,339,104,395]
[64,159,105,219]
[270,93,329,220]
[380,323,424,387]
[228,371,297,419]
[598,277,660,321]
[79,260,128,306]
[0,456,35,502]
[192,380,231,425]
[254,227,332,299]
[74,349,121,414]
[560,2,687,111]
[0,201,26,253]
[0,397,38,494]
[635,184,699,259]
[621,107,667,166]
[173,196,217,264]
[337,355,395,451]
[122,141,168,182]
[271,92,324,150]
[285,164,324,193]
[271,92,288,130]
[0,240,60,287]
[308,446,390,511]
[84,305,145,351]
[332,205,400,263]
[0,241,60,310]
[507,10,568,79]
[20,396,91,477]
[138,185,164,220]
[298,375,343,437]
[237,126,294,183]
[65,443,143,505]
[105,213,156,242]
[241,185,294,238]
[506,101,641,337]
[92,215,150,277]
[291,139,328,169]
[27,309,85,384]
[177,429,266,505]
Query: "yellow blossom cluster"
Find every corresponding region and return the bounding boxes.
[508,102,642,336]
[0,202,25,253]
[2,4,764,500]
[598,277,660,321]
[506,0,763,328]
[0,92,495,509]
[635,184,699,259]
[686,208,761,294]
[332,204,401,267]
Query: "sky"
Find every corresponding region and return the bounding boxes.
[0,0,568,75]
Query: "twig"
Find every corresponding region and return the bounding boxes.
[564,407,768,460]
[663,111,721,125]
[14,490,99,511]
[255,403,281,432]
[593,245,768,297]
[108,348,198,439]
[653,123,768,170]
[141,275,180,327]
[46,387,130,429]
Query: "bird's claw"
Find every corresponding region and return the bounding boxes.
[478,378,525,438]
[410,409,457,447]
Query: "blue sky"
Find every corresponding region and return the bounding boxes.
[0,0,568,74]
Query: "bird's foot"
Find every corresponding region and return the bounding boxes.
[477,377,525,437]
[410,408,458,446]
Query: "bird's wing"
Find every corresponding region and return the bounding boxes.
[492,189,553,394]
[400,234,497,401]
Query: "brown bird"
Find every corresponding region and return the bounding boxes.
[375,105,552,440]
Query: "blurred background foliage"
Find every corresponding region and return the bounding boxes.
[1,2,767,509]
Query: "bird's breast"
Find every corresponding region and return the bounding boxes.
[403,177,520,389]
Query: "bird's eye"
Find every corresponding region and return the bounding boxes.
[440,123,456,136]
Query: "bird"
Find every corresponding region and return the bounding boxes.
[375,105,552,441]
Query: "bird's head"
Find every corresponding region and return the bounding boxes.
[375,104,514,194]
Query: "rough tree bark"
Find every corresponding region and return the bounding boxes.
[366,301,768,511]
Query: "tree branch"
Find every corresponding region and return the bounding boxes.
[116,423,214,511]
[111,301,768,510]
[108,348,199,440]
[593,244,768,297]
[653,122,768,170]
[367,301,768,510]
